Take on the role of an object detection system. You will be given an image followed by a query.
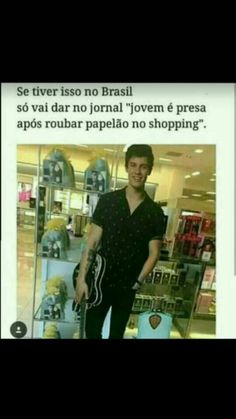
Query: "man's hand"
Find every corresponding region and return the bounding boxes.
[75,280,89,303]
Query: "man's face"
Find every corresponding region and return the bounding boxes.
[126,156,150,189]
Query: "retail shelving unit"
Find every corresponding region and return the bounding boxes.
[31,176,107,339]
[171,212,216,336]
[193,261,216,323]
[127,257,205,338]
[30,144,108,339]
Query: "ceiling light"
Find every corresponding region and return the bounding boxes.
[206,192,216,195]
[159,157,173,162]
[78,144,88,148]
[210,178,215,182]
[206,199,215,202]
[192,194,202,197]
[166,151,183,157]
[104,148,115,152]
[181,195,189,198]
[191,171,200,176]
[213,173,216,176]
[185,175,191,179]
[182,211,200,216]
[194,149,203,153]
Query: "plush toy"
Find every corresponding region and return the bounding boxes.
[41,276,67,320]
[42,323,61,339]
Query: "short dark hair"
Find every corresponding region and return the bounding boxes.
[125,144,154,172]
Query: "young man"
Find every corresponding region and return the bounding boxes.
[75,144,166,339]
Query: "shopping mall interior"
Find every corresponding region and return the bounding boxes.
[17,144,216,339]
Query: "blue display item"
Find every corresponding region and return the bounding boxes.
[43,148,75,188]
[41,230,70,259]
[84,158,110,193]
[137,311,172,339]
[41,294,64,320]
[41,276,68,321]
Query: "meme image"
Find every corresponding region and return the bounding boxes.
[1,82,235,339]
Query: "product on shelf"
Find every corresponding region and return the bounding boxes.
[41,276,68,320]
[198,237,216,261]
[18,181,32,202]
[41,218,70,259]
[152,268,162,284]
[173,215,215,261]
[142,296,153,311]
[208,297,216,314]
[166,297,176,313]
[145,273,153,284]
[84,157,110,193]
[39,185,46,202]
[174,297,184,313]
[43,148,75,187]
[177,215,201,235]
[201,218,215,235]
[29,197,36,208]
[133,294,143,311]
[174,233,203,258]
[52,201,62,214]
[42,323,61,339]
[170,274,179,285]
[211,275,216,290]
[173,214,216,260]
[196,292,214,314]
[178,269,187,286]
[161,272,170,285]
[201,266,216,289]
[149,266,179,285]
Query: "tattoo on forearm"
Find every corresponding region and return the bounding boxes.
[88,249,95,261]
[85,249,96,274]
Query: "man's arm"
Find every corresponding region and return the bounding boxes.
[75,223,103,302]
[132,239,162,290]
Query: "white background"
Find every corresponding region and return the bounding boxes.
[1,83,235,338]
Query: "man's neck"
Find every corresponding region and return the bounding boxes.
[126,184,146,201]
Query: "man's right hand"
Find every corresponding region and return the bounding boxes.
[75,280,89,304]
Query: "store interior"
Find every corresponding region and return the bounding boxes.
[17,144,216,339]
